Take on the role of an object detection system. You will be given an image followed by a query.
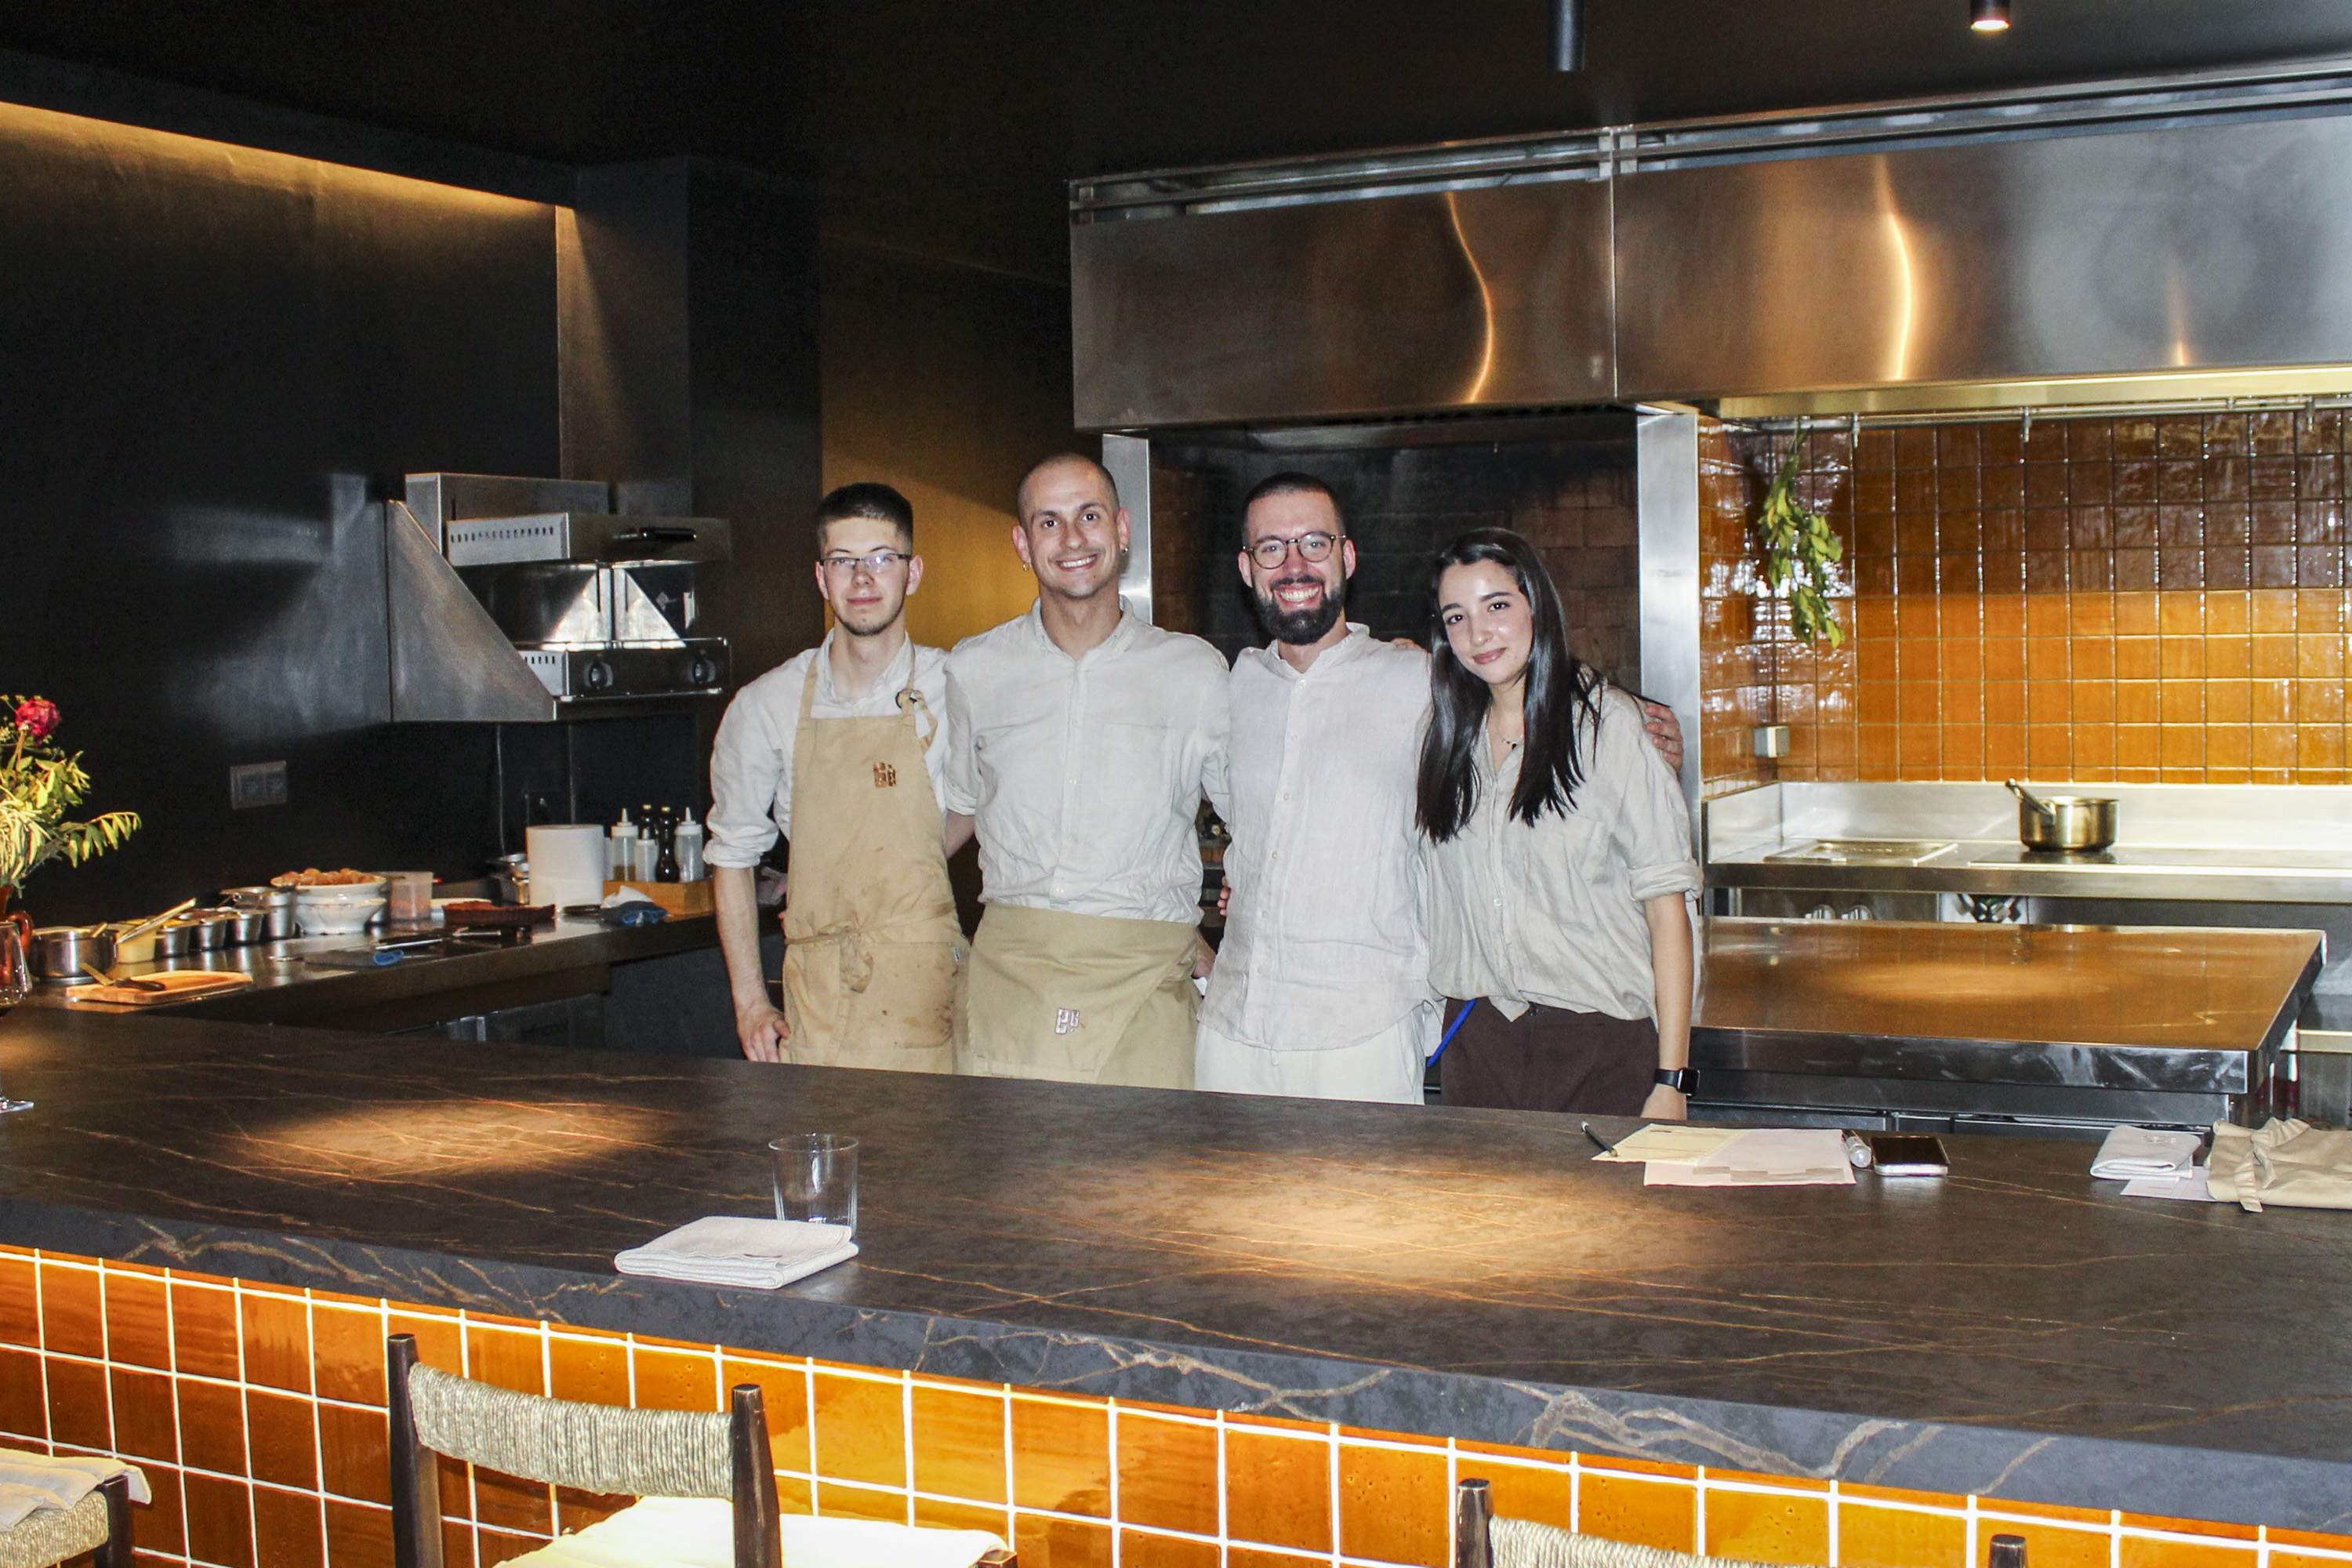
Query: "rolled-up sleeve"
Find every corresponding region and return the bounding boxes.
[941,663,981,816]
[1601,692,1700,902]
[705,680,790,869]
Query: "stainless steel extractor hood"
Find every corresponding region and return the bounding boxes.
[387,473,731,723]
[1071,56,2352,430]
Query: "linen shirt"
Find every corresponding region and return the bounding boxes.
[1425,684,1700,1022]
[1200,626,1437,1051]
[943,604,1229,925]
[705,633,951,868]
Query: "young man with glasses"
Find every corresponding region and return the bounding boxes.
[1200,473,1686,1104]
[941,453,1229,1089]
[706,483,963,1072]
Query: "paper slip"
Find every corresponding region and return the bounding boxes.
[1668,1127,1857,1186]
[1591,1124,1744,1163]
[2122,1167,2220,1203]
[2092,1125,2204,1180]
[1646,1160,1855,1188]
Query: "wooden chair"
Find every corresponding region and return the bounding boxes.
[388,1333,1014,1568]
[0,1461,136,1568]
[1456,1477,1776,1568]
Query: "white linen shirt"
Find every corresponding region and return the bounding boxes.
[1425,684,1700,1022]
[704,633,951,868]
[943,604,1229,924]
[1200,626,1437,1051]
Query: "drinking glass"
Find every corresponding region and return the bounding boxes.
[769,1134,858,1235]
[0,916,35,1113]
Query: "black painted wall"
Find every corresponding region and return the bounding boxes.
[3,97,822,926]
[4,103,561,924]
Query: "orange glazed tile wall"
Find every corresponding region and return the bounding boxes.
[4,1248,2350,1568]
[1697,410,2352,790]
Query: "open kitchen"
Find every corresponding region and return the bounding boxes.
[4,6,2352,1568]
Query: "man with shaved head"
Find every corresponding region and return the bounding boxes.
[940,453,1229,1088]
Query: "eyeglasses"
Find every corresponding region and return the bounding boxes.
[1245,532,1341,568]
[818,550,910,576]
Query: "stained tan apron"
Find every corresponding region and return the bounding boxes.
[779,668,960,1073]
[955,903,1201,1089]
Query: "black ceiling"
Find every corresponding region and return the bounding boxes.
[7,0,2352,282]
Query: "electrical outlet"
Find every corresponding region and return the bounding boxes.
[230,760,289,810]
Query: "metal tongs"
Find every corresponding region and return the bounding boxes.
[85,898,199,992]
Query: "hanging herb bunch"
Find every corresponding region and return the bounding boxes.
[1755,437,1847,648]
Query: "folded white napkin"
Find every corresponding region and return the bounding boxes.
[0,1450,151,1531]
[514,1497,1004,1567]
[614,1217,857,1290]
[2091,1125,2204,1179]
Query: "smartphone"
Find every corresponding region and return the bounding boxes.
[1869,1134,1951,1177]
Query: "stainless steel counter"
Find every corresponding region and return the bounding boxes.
[1705,781,2352,903]
[1690,916,2318,1134]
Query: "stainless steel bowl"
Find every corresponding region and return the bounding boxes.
[30,925,114,983]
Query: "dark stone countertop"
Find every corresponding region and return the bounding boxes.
[2,1010,2349,1532]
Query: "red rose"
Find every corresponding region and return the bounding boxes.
[12,699,58,740]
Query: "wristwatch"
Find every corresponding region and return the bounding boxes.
[1653,1068,1697,1094]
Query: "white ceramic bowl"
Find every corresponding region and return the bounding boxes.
[292,880,389,936]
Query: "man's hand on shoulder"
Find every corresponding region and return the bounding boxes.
[736,1000,789,1063]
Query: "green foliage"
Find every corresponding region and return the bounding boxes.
[1755,439,1847,648]
[0,693,140,891]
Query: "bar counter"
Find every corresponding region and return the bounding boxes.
[1,1008,2347,1542]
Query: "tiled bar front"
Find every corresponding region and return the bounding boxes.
[7,1249,2350,1568]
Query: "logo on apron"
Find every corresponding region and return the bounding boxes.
[1055,1007,1082,1035]
[873,762,898,788]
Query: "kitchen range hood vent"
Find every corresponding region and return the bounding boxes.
[386,474,731,724]
[1073,56,2352,431]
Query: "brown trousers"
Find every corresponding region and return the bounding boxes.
[1439,1000,1658,1114]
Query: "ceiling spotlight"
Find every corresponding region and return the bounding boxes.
[1971,0,2011,31]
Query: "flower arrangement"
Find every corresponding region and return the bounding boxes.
[0,695,139,894]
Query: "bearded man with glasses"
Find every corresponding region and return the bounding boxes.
[706,483,964,1072]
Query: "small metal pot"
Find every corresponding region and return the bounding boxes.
[2007,779,2118,852]
[222,886,298,941]
[148,922,192,960]
[169,913,234,952]
[210,907,269,946]
[31,925,114,983]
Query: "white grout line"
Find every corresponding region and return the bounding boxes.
[1828,1478,1842,1566]
[1695,1465,1708,1556]
[1214,1409,1229,1566]
[1327,1421,1342,1567]
[902,1372,918,1529]
[1002,1382,1018,1543]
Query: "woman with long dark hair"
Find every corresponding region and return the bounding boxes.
[1417,528,1699,1117]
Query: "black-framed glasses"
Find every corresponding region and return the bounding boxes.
[818,550,910,575]
[1246,532,1341,568]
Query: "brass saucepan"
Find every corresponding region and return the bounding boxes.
[2005,779,2118,853]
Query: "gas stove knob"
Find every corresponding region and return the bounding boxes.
[687,653,720,688]
[583,658,616,693]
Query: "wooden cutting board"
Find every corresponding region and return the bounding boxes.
[65,971,256,1007]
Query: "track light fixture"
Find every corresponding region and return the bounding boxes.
[1971,0,2011,32]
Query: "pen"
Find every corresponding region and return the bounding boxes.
[1581,1121,1617,1156]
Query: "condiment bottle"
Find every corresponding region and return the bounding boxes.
[675,809,706,881]
[655,813,681,883]
[609,809,637,877]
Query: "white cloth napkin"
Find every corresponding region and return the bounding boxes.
[0,1450,151,1531]
[613,1217,857,1290]
[507,1497,1004,1567]
[2091,1125,2203,1180]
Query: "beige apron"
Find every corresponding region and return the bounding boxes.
[955,902,1201,1089]
[779,666,960,1073]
